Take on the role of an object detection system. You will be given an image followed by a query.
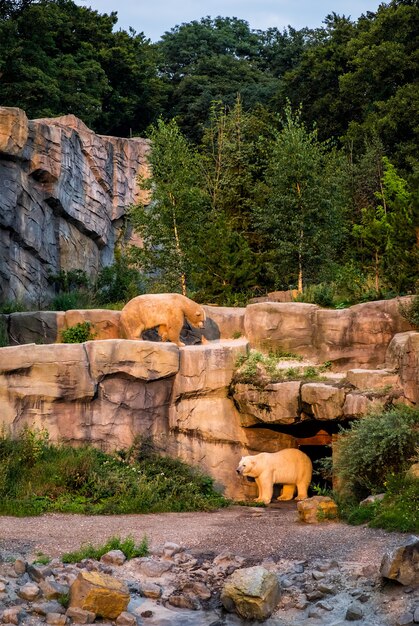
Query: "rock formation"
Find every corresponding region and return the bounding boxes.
[0,298,416,500]
[0,107,149,306]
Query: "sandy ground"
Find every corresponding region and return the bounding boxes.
[0,503,406,566]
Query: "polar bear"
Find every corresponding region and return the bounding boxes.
[236,449,312,505]
[120,293,206,347]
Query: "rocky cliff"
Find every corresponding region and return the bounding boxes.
[0,107,149,306]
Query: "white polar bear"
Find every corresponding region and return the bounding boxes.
[236,449,313,505]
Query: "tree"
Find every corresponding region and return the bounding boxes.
[353,157,418,293]
[0,0,164,134]
[257,105,348,291]
[129,119,206,295]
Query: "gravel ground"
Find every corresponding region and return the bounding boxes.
[0,503,406,565]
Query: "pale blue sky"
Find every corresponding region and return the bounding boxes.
[75,0,384,41]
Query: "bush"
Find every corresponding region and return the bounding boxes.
[95,258,144,305]
[399,294,419,329]
[61,321,95,343]
[333,406,419,500]
[0,430,228,516]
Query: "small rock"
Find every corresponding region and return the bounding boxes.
[168,594,200,610]
[140,582,162,599]
[308,606,322,618]
[297,496,339,524]
[397,613,414,626]
[162,542,182,558]
[0,582,6,592]
[317,583,337,595]
[317,600,333,611]
[69,571,130,620]
[281,577,293,588]
[358,592,370,603]
[380,536,419,586]
[140,610,153,618]
[27,564,51,582]
[414,607,419,623]
[221,566,281,621]
[306,590,324,601]
[1,607,22,625]
[115,611,137,626]
[312,570,325,580]
[295,595,308,610]
[32,601,66,616]
[345,602,364,621]
[100,550,126,566]
[17,582,40,601]
[181,581,211,600]
[39,578,69,600]
[14,559,26,576]
[360,493,385,506]
[46,613,67,625]
[136,558,172,578]
[65,606,96,623]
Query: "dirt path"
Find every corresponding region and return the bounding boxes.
[0,504,405,566]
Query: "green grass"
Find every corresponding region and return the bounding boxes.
[62,535,149,563]
[342,475,419,533]
[0,429,228,516]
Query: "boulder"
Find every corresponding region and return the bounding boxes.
[171,339,248,398]
[221,565,281,620]
[343,393,387,418]
[297,496,339,523]
[345,368,399,390]
[69,571,130,619]
[202,305,246,339]
[64,310,121,341]
[8,311,65,345]
[301,383,346,420]
[233,381,301,426]
[244,302,318,357]
[85,339,179,381]
[394,333,419,404]
[380,536,419,586]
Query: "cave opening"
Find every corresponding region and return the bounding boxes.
[249,419,353,496]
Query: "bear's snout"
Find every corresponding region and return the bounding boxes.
[236,466,243,475]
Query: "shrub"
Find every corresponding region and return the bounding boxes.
[95,258,144,305]
[333,406,419,500]
[51,290,94,311]
[0,430,228,516]
[61,321,95,343]
[399,294,419,329]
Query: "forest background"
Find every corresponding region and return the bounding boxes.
[1,0,418,307]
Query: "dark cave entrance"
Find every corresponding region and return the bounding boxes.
[249,419,352,496]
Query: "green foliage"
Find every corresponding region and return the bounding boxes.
[33,552,51,565]
[0,316,8,347]
[0,430,228,516]
[333,406,419,499]
[234,349,328,386]
[399,294,419,330]
[344,474,419,533]
[62,535,149,564]
[61,321,95,343]
[95,256,144,305]
[0,0,164,136]
[0,300,28,313]
[49,269,95,311]
[256,105,349,291]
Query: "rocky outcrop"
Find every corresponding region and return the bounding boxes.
[0,107,149,306]
[244,298,412,368]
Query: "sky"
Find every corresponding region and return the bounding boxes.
[74,0,384,42]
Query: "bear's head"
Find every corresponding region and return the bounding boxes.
[187,307,206,329]
[236,456,256,477]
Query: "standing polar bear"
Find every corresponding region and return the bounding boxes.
[120,293,206,347]
[236,449,312,505]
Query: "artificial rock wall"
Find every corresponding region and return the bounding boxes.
[0,107,149,306]
[0,299,416,499]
